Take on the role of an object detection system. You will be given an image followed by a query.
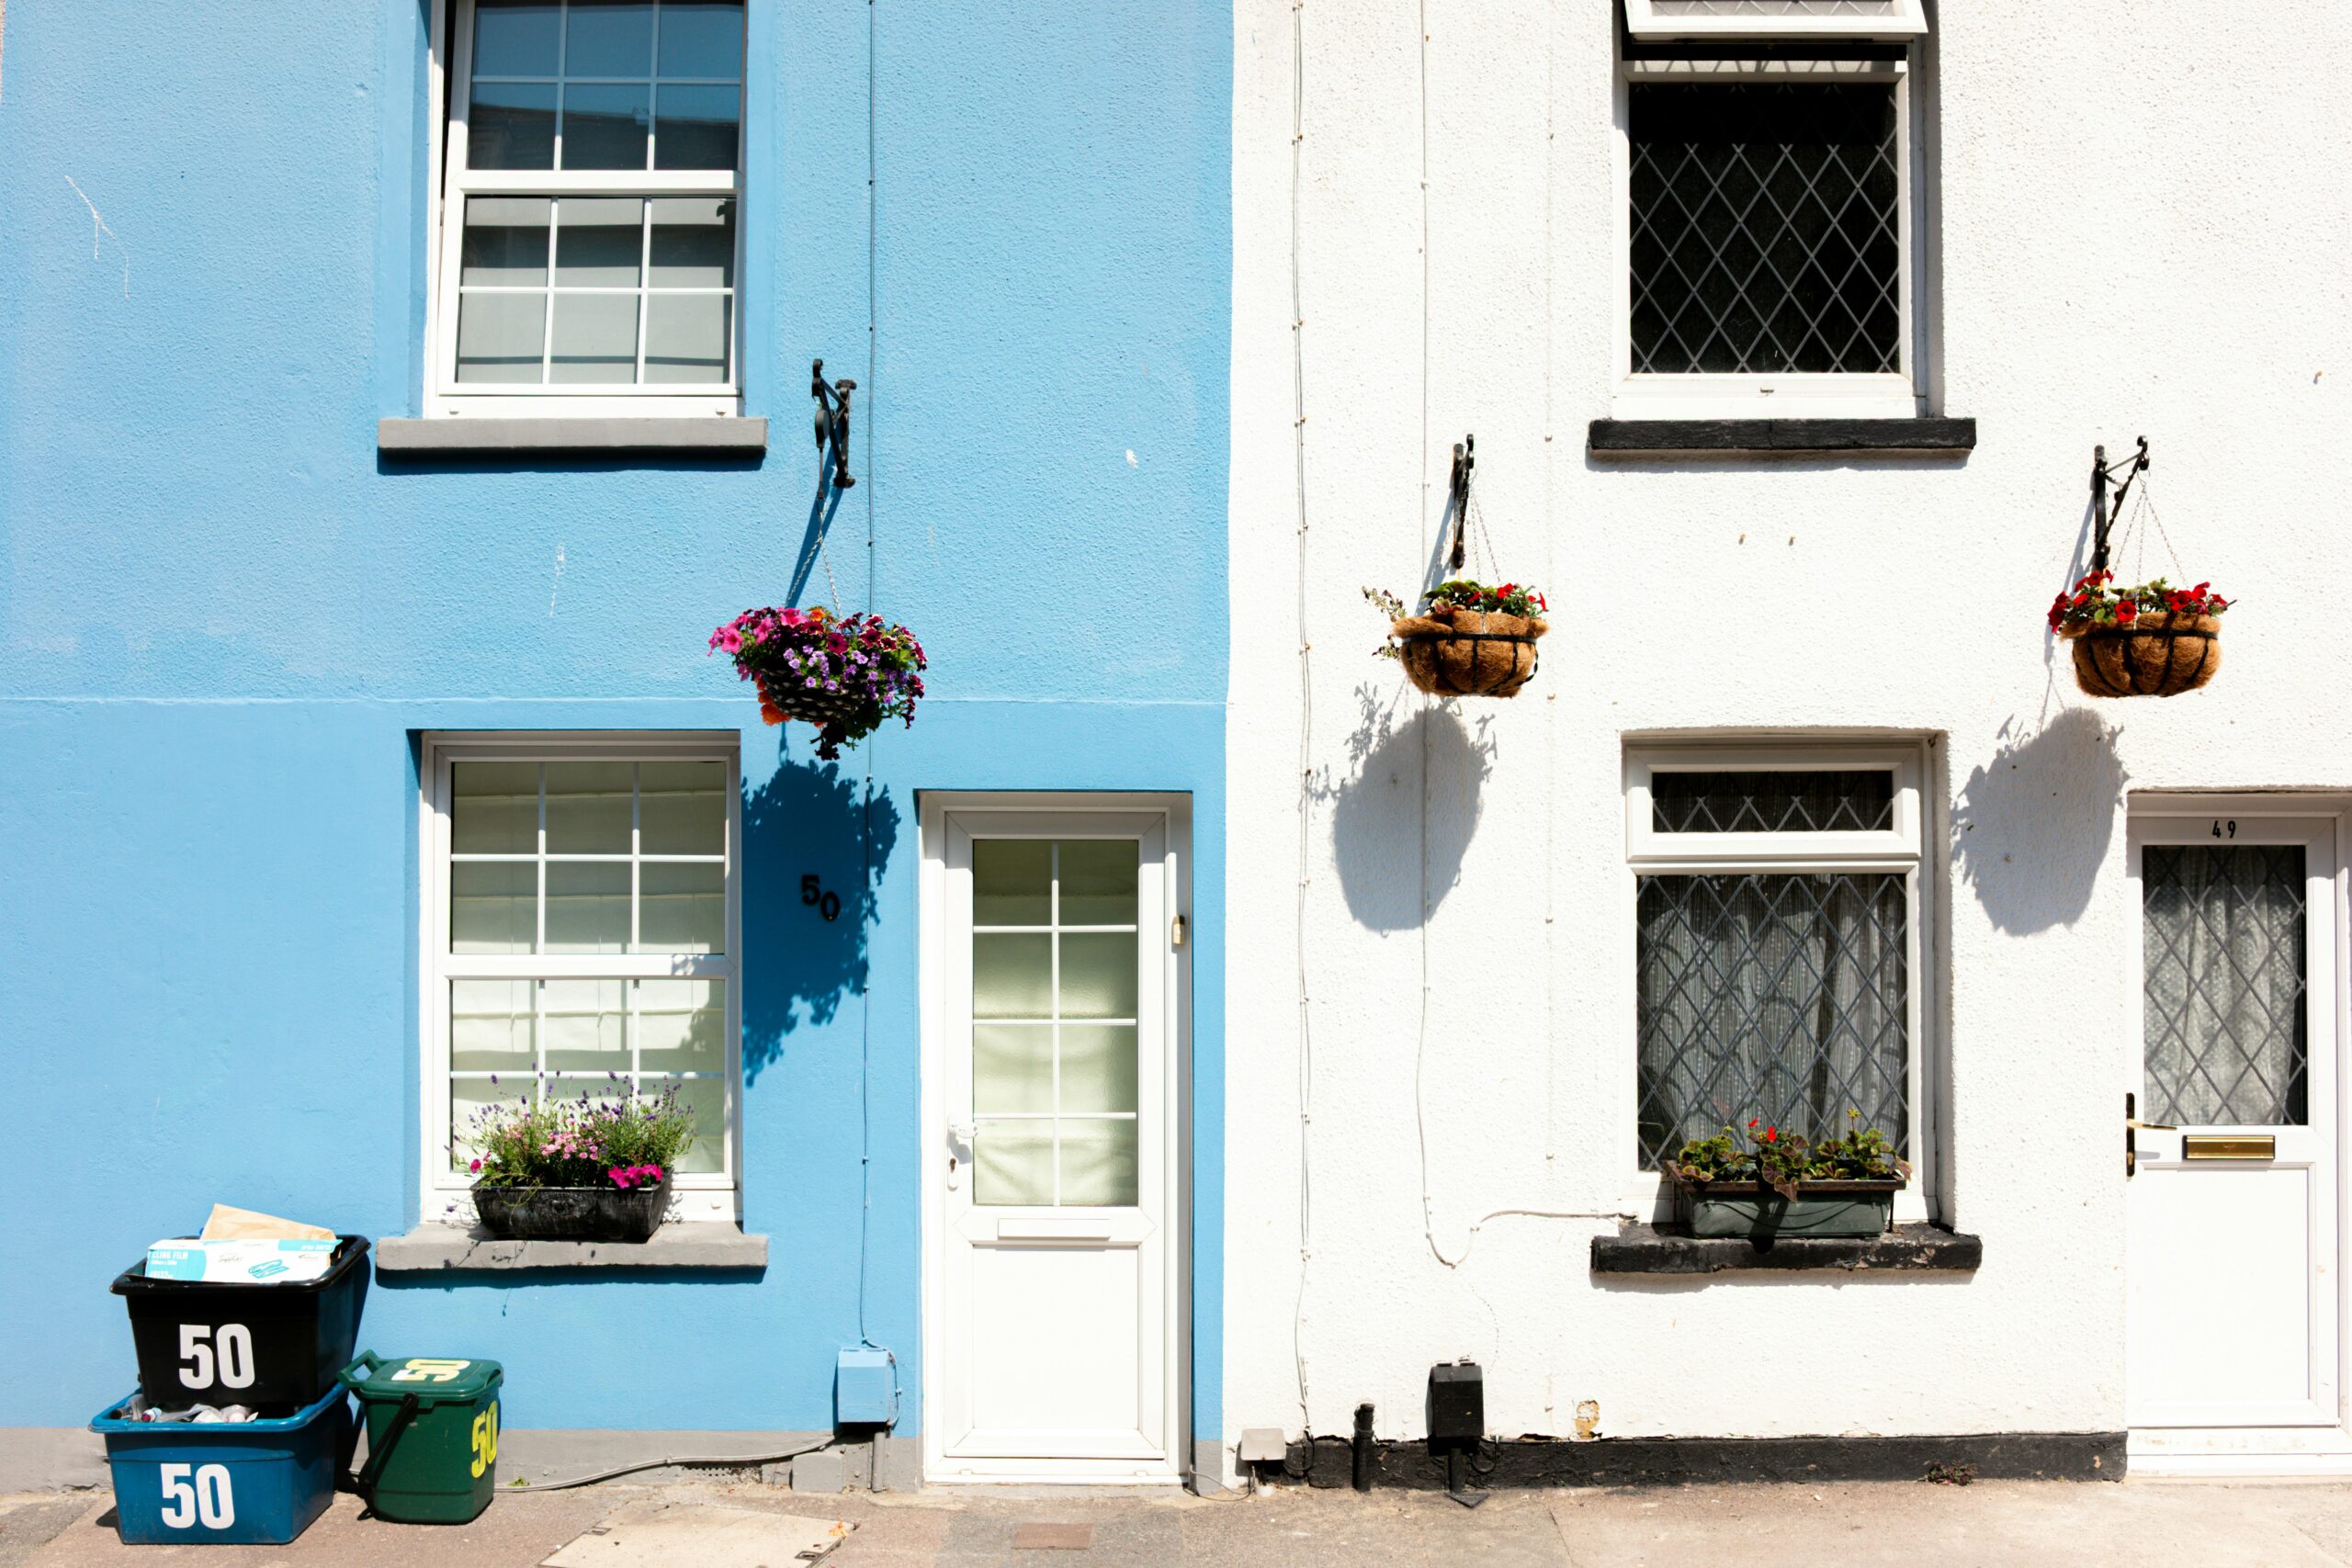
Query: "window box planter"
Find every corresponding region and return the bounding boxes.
[472,1184,669,1243]
[1668,1177,1901,1240]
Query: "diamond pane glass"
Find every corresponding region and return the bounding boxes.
[1636,873,1908,1168]
[2143,845,2308,1127]
[1652,769,1893,832]
[1628,82,1900,375]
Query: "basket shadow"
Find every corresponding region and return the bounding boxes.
[739,743,901,1084]
[1322,688,1498,933]
[1951,706,2124,936]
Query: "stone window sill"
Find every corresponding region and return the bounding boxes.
[375,1223,767,1275]
[1591,1222,1982,1276]
[377,416,767,455]
[1587,417,1976,457]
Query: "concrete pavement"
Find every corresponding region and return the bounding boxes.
[6,1476,2352,1566]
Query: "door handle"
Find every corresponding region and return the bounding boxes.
[946,1120,976,1190]
[2125,1094,2176,1177]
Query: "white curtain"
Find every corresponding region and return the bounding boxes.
[2143,844,2307,1128]
[1636,873,1908,1167]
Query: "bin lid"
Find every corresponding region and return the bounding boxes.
[341,1354,503,1406]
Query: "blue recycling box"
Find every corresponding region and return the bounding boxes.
[89,1386,351,1545]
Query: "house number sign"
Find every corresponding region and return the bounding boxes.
[801,874,842,922]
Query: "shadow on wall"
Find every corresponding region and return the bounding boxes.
[1322,686,1498,932]
[741,743,900,1083]
[1952,706,2125,935]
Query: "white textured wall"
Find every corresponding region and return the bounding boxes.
[1225,0,2352,1461]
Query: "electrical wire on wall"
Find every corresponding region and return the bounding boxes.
[1288,0,1316,1436]
[1406,4,1618,1280]
[854,0,886,1391]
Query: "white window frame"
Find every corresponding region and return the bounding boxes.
[1623,0,1927,43]
[423,0,746,419]
[419,732,743,1224]
[1623,742,1932,1223]
[1611,47,1924,420]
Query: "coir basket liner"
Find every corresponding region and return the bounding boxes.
[1392,609,1547,697]
[2064,610,2221,699]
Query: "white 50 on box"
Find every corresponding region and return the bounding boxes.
[146,1238,337,1284]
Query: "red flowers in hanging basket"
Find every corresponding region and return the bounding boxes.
[708,604,927,759]
[2047,572,2230,699]
[1366,579,1550,698]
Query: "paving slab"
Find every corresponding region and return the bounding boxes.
[6,1475,2352,1567]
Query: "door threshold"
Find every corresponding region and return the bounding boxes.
[922,1472,1186,1488]
[2129,1431,2352,1478]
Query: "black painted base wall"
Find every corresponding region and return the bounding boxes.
[1278,1430,2125,1490]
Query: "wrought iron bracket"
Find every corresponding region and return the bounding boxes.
[1445,434,1476,572]
[812,358,857,490]
[2089,435,2149,575]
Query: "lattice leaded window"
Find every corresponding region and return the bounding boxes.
[2143,844,2310,1127]
[1629,758,1919,1171]
[1629,81,1901,376]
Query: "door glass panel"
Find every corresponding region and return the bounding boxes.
[2144,843,2309,1126]
[1059,1025,1137,1113]
[1058,932,1137,1020]
[974,934,1052,1019]
[974,1122,1054,1206]
[968,837,1148,1206]
[974,840,1050,926]
[1057,840,1137,924]
[975,1026,1053,1114]
[1059,1120,1138,1206]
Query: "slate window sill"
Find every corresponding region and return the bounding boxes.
[375,1223,767,1275]
[1591,1223,1982,1276]
[377,416,767,455]
[1587,417,1976,457]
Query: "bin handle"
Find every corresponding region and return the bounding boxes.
[336,1350,384,1392]
[350,1392,422,1505]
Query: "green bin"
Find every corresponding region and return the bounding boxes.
[337,1352,503,1524]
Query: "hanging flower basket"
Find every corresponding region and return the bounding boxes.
[1368,580,1548,698]
[709,604,927,759]
[2049,572,2229,699]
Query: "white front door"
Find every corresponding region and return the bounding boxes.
[923,805,1183,1483]
[2127,810,2342,1438]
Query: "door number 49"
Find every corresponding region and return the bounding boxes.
[2211,819,2237,838]
[159,1462,234,1529]
[178,1324,254,1391]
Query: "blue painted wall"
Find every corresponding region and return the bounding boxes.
[0,1,1228,1440]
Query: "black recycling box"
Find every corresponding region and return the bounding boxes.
[111,1236,371,1409]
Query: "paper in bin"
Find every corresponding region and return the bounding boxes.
[146,1237,337,1283]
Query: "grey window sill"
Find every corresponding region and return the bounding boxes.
[376,1223,766,1275]
[1591,1222,1982,1276]
[378,416,767,455]
[1587,417,1976,456]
